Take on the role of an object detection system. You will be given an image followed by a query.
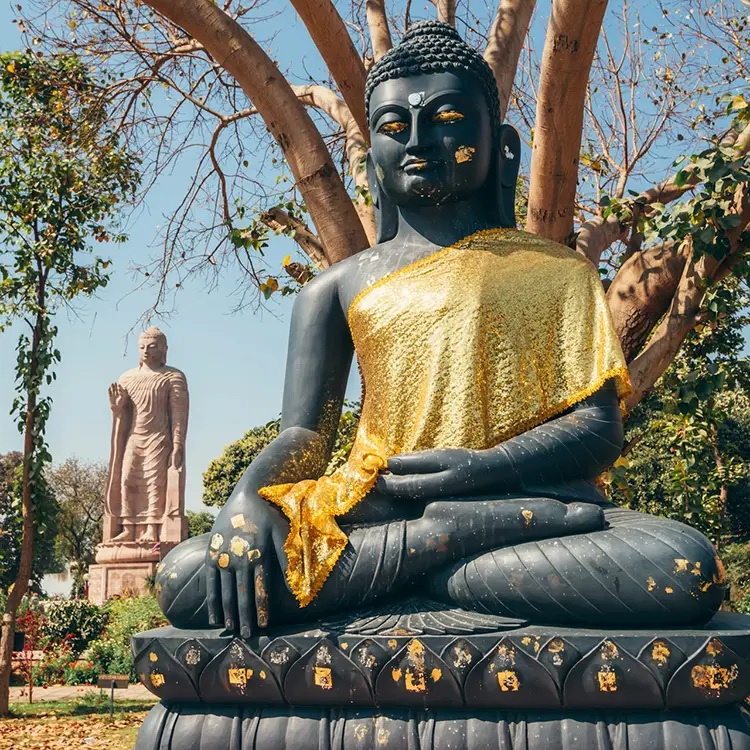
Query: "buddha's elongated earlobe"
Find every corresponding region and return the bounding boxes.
[495,124,521,228]
[366,151,398,243]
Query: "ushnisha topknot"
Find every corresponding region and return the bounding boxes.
[365,20,502,135]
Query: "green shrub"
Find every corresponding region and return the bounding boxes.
[41,599,107,656]
[87,637,134,681]
[103,596,167,644]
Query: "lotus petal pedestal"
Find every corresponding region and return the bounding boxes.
[132,600,750,749]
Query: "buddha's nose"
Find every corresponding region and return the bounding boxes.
[405,112,431,153]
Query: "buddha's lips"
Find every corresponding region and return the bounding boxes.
[402,158,441,174]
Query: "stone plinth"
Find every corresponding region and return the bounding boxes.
[88,541,179,603]
[131,599,750,749]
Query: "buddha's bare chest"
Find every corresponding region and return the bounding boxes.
[338,242,440,313]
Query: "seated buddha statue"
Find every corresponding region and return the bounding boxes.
[157,21,726,638]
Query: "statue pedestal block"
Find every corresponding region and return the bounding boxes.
[88,561,157,603]
[130,599,750,749]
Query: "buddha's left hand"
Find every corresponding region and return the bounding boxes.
[377,448,493,498]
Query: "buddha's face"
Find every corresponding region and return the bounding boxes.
[368,71,493,208]
[139,336,167,367]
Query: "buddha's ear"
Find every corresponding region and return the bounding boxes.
[366,150,398,244]
[495,123,521,228]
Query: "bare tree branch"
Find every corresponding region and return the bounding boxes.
[436,0,456,26]
[289,0,369,139]
[260,207,328,269]
[366,0,393,62]
[484,0,536,122]
[140,0,368,264]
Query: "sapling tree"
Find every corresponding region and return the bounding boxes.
[0,51,139,715]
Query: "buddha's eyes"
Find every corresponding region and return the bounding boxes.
[378,121,409,135]
[432,110,465,124]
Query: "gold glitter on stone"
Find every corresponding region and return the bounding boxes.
[455,145,475,163]
[259,229,631,607]
[230,536,249,557]
[231,514,246,529]
[218,553,230,568]
[210,533,223,551]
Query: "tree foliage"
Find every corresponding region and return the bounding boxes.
[606,277,750,544]
[0,452,59,593]
[0,51,139,715]
[186,510,216,538]
[202,402,361,508]
[46,459,108,598]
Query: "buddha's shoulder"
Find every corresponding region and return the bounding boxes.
[295,242,393,302]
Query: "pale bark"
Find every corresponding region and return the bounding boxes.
[527,0,609,243]
[261,208,328,270]
[436,0,456,26]
[140,0,368,265]
[606,240,688,361]
[289,0,369,139]
[484,0,537,121]
[366,0,393,62]
[292,85,376,244]
[575,213,626,266]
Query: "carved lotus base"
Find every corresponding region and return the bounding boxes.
[131,600,750,749]
[136,704,750,750]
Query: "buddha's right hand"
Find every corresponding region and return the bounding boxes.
[205,495,287,638]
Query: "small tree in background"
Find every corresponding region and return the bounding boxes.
[0,52,139,715]
[202,402,361,509]
[186,510,216,538]
[46,458,108,597]
[0,452,60,593]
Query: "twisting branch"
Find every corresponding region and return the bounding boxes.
[289,0,369,139]
[140,0,369,265]
[527,0,609,243]
[290,84,375,243]
[366,0,393,62]
[576,121,750,266]
[435,0,456,26]
[627,182,750,407]
[260,208,328,269]
[483,0,536,121]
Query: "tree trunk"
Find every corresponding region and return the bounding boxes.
[527,0,608,243]
[366,0,393,62]
[606,240,689,362]
[0,308,43,716]
[142,0,368,264]
[484,0,537,122]
[436,0,456,26]
[288,0,369,139]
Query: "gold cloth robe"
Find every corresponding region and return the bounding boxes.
[259,228,632,606]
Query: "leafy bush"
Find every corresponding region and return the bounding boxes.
[103,596,167,644]
[86,637,134,680]
[202,401,361,508]
[41,599,107,656]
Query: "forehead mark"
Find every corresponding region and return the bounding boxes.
[408,92,425,107]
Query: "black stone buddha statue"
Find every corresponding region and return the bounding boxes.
[155,21,726,639]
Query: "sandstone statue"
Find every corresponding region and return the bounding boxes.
[103,327,189,545]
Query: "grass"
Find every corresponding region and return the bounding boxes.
[0,693,156,749]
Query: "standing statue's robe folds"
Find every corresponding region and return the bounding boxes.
[259,229,632,606]
[108,367,189,524]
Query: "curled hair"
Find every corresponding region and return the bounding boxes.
[365,21,502,135]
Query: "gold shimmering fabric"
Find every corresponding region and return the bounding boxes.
[259,228,632,606]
